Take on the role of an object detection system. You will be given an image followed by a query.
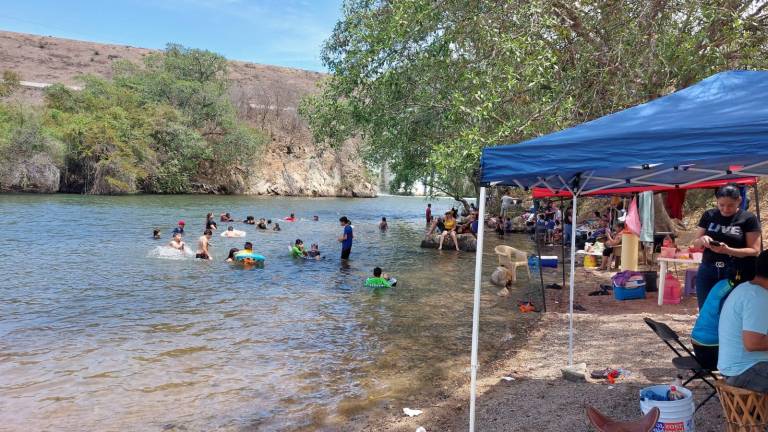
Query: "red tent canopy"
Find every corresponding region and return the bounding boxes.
[531,177,757,199]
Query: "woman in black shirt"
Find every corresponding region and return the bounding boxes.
[692,185,761,309]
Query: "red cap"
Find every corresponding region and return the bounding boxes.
[178,220,185,225]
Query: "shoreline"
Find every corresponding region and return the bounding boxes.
[359,266,724,432]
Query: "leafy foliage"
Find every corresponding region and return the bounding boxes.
[1,44,266,194]
[302,0,768,201]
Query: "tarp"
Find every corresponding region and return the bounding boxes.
[531,176,758,198]
[480,71,768,192]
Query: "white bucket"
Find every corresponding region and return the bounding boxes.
[639,385,695,432]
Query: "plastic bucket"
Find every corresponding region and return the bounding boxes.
[583,255,597,268]
[640,385,695,432]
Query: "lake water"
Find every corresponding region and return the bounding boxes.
[0,194,539,431]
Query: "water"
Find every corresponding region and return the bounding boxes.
[0,194,538,431]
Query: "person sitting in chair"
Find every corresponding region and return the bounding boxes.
[717,250,768,393]
[599,222,624,271]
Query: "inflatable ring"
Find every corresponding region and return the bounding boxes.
[234,251,265,263]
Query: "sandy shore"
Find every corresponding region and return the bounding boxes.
[362,266,724,432]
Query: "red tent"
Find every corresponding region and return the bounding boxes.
[531,177,757,198]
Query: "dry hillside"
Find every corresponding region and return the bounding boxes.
[0,30,375,196]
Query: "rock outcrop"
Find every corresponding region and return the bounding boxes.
[0,30,377,197]
[420,233,477,252]
[0,152,60,193]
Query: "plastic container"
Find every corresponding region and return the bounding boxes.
[540,255,558,268]
[691,252,703,262]
[640,385,695,432]
[660,247,677,258]
[583,254,597,268]
[663,273,682,304]
[614,282,646,300]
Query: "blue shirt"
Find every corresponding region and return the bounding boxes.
[692,279,734,346]
[718,281,768,376]
[546,220,556,230]
[172,227,184,235]
[342,225,353,250]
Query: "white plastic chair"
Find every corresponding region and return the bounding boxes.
[494,245,531,283]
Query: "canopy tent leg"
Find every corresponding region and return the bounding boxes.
[535,226,547,312]
[468,186,487,432]
[560,198,567,291]
[568,194,578,367]
[755,180,764,251]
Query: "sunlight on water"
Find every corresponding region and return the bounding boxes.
[0,194,538,431]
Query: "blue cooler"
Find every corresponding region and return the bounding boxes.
[613,279,647,301]
[540,255,558,268]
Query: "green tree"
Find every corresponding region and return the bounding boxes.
[302,0,768,205]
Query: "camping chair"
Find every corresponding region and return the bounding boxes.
[644,317,719,411]
[586,406,659,432]
[494,245,531,283]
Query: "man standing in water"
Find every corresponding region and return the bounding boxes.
[425,203,432,226]
[169,233,185,251]
[196,229,213,260]
[338,216,353,260]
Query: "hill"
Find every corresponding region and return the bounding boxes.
[0,30,375,196]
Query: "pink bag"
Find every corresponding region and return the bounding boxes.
[625,197,642,236]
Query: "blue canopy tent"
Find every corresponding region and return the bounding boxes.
[467,70,768,430]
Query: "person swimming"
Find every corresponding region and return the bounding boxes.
[273,223,281,231]
[225,247,239,262]
[168,233,185,251]
[313,215,319,221]
[172,220,186,236]
[257,218,267,230]
[195,229,213,260]
[153,228,161,239]
[220,212,234,222]
[364,267,396,288]
[243,216,256,225]
[307,243,322,259]
[285,213,296,222]
[221,225,246,237]
[379,217,388,231]
[291,239,307,258]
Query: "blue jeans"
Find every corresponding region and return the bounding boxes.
[564,224,572,245]
[696,262,734,309]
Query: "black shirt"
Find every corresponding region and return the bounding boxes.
[698,208,760,264]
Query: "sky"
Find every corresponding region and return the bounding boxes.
[0,0,344,71]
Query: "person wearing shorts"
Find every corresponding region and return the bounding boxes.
[338,216,353,259]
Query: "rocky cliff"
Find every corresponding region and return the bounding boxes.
[0,30,376,196]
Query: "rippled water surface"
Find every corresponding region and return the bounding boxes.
[0,194,537,431]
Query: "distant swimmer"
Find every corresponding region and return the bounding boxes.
[153,228,161,239]
[364,267,397,288]
[196,229,213,260]
[291,239,307,258]
[169,233,186,251]
[225,248,239,262]
[257,218,267,230]
[205,213,218,231]
[172,220,186,236]
[273,223,281,231]
[313,215,319,221]
[379,217,388,231]
[221,225,246,237]
[307,243,322,260]
[220,212,234,222]
[243,216,256,225]
[285,213,296,222]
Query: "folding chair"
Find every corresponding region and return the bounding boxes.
[644,317,719,411]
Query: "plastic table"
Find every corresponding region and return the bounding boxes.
[657,257,702,305]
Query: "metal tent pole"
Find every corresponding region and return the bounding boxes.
[468,186,487,432]
[568,193,578,367]
[535,225,547,312]
[561,198,567,290]
[755,180,763,251]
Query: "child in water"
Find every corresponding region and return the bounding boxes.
[364,267,397,288]
[273,223,281,231]
[153,229,161,239]
[225,248,239,262]
[307,243,322,259]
